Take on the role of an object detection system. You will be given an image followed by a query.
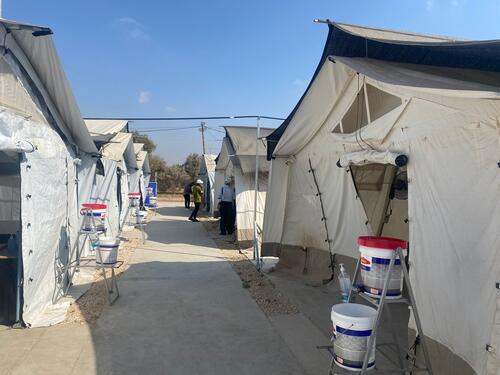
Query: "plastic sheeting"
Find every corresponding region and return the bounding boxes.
[0,109,77,327]
[263,56,500,373]
[0,20,97,154]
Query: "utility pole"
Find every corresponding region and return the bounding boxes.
[200,121,206,155]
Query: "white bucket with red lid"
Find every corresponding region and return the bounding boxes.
[128,192,141,207]
[358,236,407,299]
[80,203,107,232]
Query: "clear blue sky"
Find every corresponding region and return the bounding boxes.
[6,0,500,163]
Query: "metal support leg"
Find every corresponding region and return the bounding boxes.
[398,249,433,375]
[361,251,396,374]
[385,304,406,371]
[101,267,120,305]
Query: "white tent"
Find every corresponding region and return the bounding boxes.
[132,143,150,204]
[0,19,99,327]
[198,154,216,213]
[263,21,500,375]
[136,147,151,193]
[83,121,137,235]
[214,126,274,246]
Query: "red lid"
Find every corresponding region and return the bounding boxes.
[128,192,141,196]
[358,236,407,250]
[82,203,107,210]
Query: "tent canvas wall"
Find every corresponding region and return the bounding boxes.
[198,154,216,213]
[129,143,145,201]
[135,147,150,201]
[97,131,138,232]
[0,19,99,327]
[214,127,274,246]
[84,120,132,236]
[263,21,500,375]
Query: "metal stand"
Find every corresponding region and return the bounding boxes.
[63,207,105,295]
[77,258,122,305]
[120,201,146,244]
[322,248,433,375]
[63,208,123,305]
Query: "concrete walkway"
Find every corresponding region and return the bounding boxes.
[0,203,306,375]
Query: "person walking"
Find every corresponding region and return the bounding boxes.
[218,179,235,235]
[183,182,192,208]
[189,179,204,222]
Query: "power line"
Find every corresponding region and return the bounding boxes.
[134,126,199,133]
[205,125,225,134]
[84,115,286,122]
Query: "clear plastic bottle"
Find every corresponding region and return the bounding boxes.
[90,234,99,254]
[338,263,352,303]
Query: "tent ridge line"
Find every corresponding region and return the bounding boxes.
[277,69,358,158]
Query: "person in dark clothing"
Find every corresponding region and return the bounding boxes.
[218,179,235,235]
[189,179,203,222]
[183,182,192,208]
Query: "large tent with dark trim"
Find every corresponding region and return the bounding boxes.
[262,22,500,374]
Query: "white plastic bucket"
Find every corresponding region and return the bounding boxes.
[149,196,157,207]
[128,192,141,207]
[331,303,377,371]
[146,187,153,196]
[358,236,407,299]
[80,203,107,233]
[136,210,148,224]
[96,237,119,265]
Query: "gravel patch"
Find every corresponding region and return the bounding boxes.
[64,235,141,325]
[201,218,298,316]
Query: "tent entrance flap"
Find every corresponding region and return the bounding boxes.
[0,151,21,325]
[350,163,408,240]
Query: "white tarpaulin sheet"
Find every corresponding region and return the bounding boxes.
[264,56,500,374]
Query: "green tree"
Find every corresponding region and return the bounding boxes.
[132,131,157,153]
[183,153,201,180]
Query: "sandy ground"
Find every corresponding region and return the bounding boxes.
[64,236,141,325]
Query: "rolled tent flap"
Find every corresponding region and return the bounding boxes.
[337,150,408,168]
[0,138,35,153]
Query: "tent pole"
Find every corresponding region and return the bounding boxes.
[252,117,261,270]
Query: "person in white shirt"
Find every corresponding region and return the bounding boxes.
[218,179,235,235]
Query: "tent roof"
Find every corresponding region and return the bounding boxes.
[136,150,149,171]
[218,127,274,174]
[0,19,98,154]
[336,56,500,95]
[267,21,500,158]
[202,154,217,170]
[101,132,137,168]
[133,143,144,154]
[224,126,274,156]
[84,119,128,142]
